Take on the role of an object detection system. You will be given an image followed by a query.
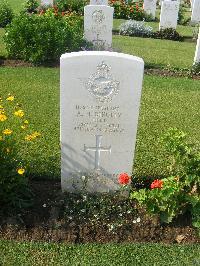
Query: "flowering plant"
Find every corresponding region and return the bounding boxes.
[131,128,200,228]
[0,94,41,208]
[118,172,131,185]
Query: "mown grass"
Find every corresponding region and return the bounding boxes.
[6,0,26,14]
[0,67,199,179]
[0,241,200,265]
[113,35,195,69]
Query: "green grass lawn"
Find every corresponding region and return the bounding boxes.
[0,241,200,265]
[6,0,26,13]
[113,35,195,69]
[0,68,199,179]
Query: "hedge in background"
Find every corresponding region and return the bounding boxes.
[4,13,85,64]
[55,0,88,15]
[110,0,144,20]
[0,1,14,28]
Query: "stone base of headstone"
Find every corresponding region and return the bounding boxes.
[61,171,120,193]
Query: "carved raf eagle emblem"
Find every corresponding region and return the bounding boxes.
[85,62,120,103]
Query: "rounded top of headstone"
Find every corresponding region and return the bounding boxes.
[60,51,144,65]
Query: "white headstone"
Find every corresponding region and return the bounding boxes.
[90,0,108,5]
[143,0,157,19]
[84,5,114,49]
[190,0,194,11]
[194,28,200,63]
[191,0,200,23]
[60,51,144,193]
[159,0,179,30]
[41,0,53,6]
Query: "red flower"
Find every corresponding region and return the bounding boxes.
[150,179,163,189]
[118,173,131,185]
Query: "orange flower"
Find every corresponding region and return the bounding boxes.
[118,173,131,185]
[150,179,163,189]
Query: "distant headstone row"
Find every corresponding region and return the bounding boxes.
[41,0,53,6]
[143,0,157,19]
[84,0,114,49]
[159,0,179,30]
[191,0,200,23]
[194,28,200,64]
[90,0,108,4]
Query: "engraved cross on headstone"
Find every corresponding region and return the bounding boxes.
[92,34,105,49]
[84,135,111,170]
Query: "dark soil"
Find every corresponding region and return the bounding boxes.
[0,180,199,244]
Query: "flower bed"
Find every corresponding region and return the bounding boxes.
[110,0,144,20]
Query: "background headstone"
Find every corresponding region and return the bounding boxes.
[90,0,109,5]
[159,0,179,30]
[194,28,200,63]
[60,51,144,193]
[191,0,200,23]
[143,0,157,19]
[41,0,53,6]
[84,5,114,49]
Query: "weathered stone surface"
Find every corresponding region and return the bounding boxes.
[60,51,144,193]
[84,5,114,49]
[159,0,179,30]
[143,0,157,19]
[194,28,200,63]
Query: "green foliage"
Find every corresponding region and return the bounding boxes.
[55,0,88,15]
[0,1,14,28]
[161,128,200,176]
[110,0,144,20]
[4,12,85,64]
[131,128,200,228]
[178,6,184,25]
[24,0,39,13]
[153,28,183,41]
[191,62,200,75]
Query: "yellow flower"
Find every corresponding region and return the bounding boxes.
[24,120,29,124]
[25,131,41,141]
[14,110,24,118]
[6,95,15,101]
[2,129,12,135]
[17,168,25,175]
[32,131,41,137]
[0,114,7,122]
[25,135,34,141]
[21,125,26,130]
